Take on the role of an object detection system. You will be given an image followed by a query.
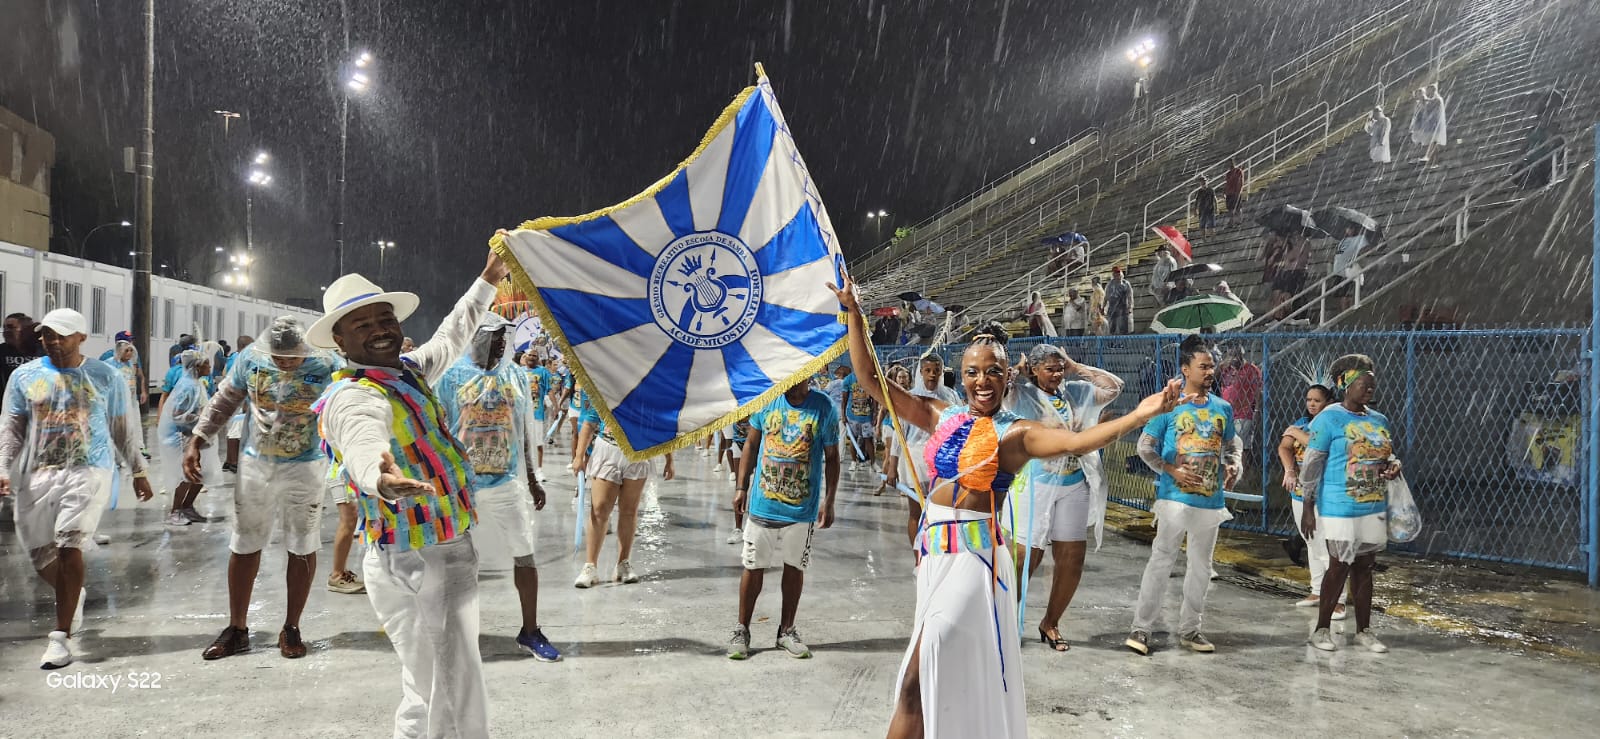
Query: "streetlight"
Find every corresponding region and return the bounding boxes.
[245,153,271,297]
[866,209,891,242]
[1127,39,1156,113]
[338,50,375,280]
[213,110,241,136]
[373,240,396,278]
[80,220,132,258]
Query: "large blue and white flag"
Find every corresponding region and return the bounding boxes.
[492,69,848,460]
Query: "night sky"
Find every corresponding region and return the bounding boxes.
[4,0,1397,329]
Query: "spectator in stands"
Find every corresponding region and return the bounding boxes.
[1213,281,1241,304]
[1087,276,1109,336]
[1064,236,1088,276]
[1191,176,1218,238]
[1330,224,1368,314]
[1513,91,1564,189]
[1169,278,1195,305]
[1409,84,1448,163]
[1269,231,1312,324]
[1219,345,1262,476]
[1024,291,1056,337]
[1365,106,1392,164]
[1061,288,1088,337]
[1,313,44,390]
[1223,159,1248,226]
[1150,248,1178,307]
[1105,266,1133,335]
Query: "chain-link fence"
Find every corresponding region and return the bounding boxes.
[874,327,1593,574]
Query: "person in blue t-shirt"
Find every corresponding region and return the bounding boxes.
[1277,383,1341,614]
[1300,354,1403,654]
[1126,335,1241,656]
[570,392,675,588]
[838,370,877,470]
[727,381,840,661]
[518,350,557,479]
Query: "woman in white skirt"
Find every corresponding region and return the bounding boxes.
[831,277,1182,738]
[1278,383,1343,617]
[875,365,913,495]
[1299,354,1404,653]
[891,353,961,548]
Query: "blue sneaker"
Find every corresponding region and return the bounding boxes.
[517,628,562,662]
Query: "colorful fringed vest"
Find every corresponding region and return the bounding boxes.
[314,363,476,551]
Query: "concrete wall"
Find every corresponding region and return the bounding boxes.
[0,106,54,251]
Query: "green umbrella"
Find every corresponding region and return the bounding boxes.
[1150,295,1254,334]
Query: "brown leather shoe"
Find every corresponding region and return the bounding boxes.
[278,625,307,659]
[202,626,250,660]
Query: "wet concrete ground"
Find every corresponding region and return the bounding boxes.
[2,436,1597,737]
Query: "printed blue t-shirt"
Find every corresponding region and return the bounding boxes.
[1308,404,1394,518]
[747,390,839,525]
[1143,393,1236,510]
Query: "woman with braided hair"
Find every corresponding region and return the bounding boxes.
[830,275,1184,739]
[1300,353,1404,653]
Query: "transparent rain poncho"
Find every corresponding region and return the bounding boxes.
[156,350,219,489]
[435,318,535,491]
[0,354,145,490]
[195,318,343,464]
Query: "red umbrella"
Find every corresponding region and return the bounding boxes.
[1151,224,1193,262]
[870,306,900,318]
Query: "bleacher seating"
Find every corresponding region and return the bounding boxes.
[852,0,1593,343]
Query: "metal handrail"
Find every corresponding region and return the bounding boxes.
[1250,137,1572,332]
[1141,103,1332,231]
[854,127,1104,269]
[1269,0,1414,91]
[951,231,1133,334]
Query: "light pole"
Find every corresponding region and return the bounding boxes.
[338,50,374,281]
[80,221,131,258]
[222,251,252,293]
[866,209,890,243]
[246,152,271,297]
[373,240,396,279]
[1126,39,1156,116]
[132,0,155,375]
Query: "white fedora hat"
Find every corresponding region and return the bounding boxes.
[306,273,420,349]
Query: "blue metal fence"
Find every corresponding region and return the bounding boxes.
[875,327,1596,579]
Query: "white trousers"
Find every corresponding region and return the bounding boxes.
[364,533,488,739]
[1131,501,1226,635]
[1291,500,1343,601]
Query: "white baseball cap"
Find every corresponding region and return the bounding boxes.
[35,308,88,337]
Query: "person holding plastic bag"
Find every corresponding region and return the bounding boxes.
[0,309,153,668]
[183,317,343,661]
[1299,354,1405,653]
[160,349,217,526]
[1001,344,1122,652]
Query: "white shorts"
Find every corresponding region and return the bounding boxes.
[227,415,244,441]
[741,520,814,571]
[1004,477,1091,548]
[528,419,547,450]
[586,438,651,484]
[1321,511,1388,563]
[231,457,328,555]
[470,478,537,563]
[14,466,113,568]
[846,420,875,439]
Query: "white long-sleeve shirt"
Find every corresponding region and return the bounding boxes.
[320,279,496,498]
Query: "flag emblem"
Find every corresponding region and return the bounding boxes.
[492,67,847,460]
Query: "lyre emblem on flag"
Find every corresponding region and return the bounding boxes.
[492,64,847,460]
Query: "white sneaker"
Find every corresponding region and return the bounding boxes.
[1354,630,1388,653]
[614,560,639,584]
[712,463,723,473]
[726,528,744,545]
[535,469,547,483]
[41,631,73,669]
[1308,627,1337,652]
[701,448,710,457]
[1331,604,1347,621]
[727,472,737,482]
[574,564,599,589]
[93,534,110,545]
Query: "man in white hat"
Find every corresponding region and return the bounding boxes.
[183,316,344,661]
[311,247,507,739]
[436,313,560,661]
[0,308,153,668]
